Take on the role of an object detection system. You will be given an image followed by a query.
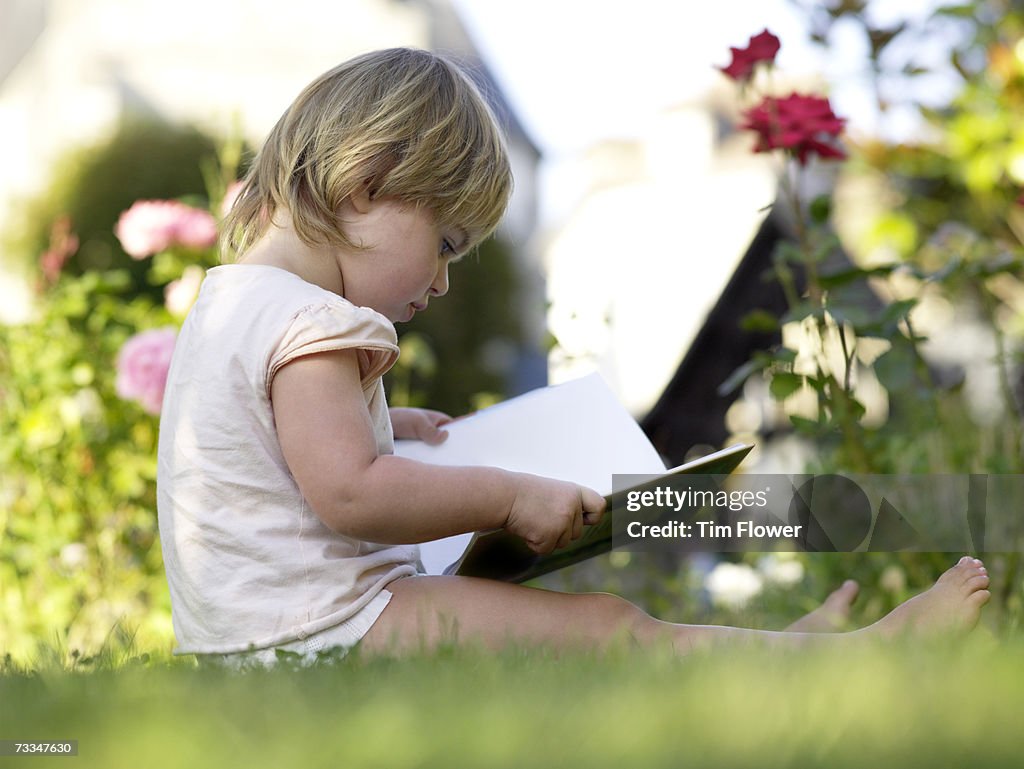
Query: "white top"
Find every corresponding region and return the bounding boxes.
[157,264,419,655]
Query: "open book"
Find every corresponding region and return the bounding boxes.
[396,374,752,583]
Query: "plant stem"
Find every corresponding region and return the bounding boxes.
[838,322,855,394]
[781,158,869,469]
[979,286,1024,467]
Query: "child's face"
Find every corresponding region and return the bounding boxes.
[336,197,466,323]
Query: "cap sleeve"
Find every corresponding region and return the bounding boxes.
[267,301,399,397]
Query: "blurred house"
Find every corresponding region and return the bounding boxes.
[542,92,779,417]
[0,0,546,390]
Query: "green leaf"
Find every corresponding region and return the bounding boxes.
[716,360,765,397]
[810,234,842,264]
[56,292,89,319]
[769,372,804,401]
[835,394,866,422]
[809,194,832,225]
[825,302,872,327]
[94,270,132,294]
[148,251,187,285]
[773,241,807,265]
[781,302,821,325]
[789,415,821,436]
[855,299,918,339]
[739,309,780,333]
[932,3,975,18]
[716,350,778,393]
[774,347,798,364]
[879,299,917,326]
[873,341,916,392]
[870,212,918,256]
[804,374,826,393]
[818,264,897,290]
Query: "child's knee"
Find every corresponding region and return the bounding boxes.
[572,592,649,638]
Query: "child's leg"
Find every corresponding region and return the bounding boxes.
[785,579,860,632]
[360,557,989,656]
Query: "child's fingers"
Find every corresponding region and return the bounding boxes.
[423,409,453,427]
[571,504,584,541]
[410,412,449,444]
[419,425,449,445]
[555,527,572,551]
[580,486,606,526]
[420,410,452,444]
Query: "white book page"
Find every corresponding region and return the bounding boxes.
[395,374,666,575]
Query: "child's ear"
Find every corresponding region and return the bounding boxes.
[349,178,379,214]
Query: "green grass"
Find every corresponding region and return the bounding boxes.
[2,637,1023,769]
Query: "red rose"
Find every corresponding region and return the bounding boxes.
[719,29,781,82]
[740,92,847,165]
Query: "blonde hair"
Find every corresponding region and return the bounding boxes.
[223,48,513,259]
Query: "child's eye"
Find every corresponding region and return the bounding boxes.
[440,239,455,258]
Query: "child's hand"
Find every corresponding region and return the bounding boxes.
[504,474,607,554]
[390,407,452,445]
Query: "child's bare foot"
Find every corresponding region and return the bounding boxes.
[785,580,859,633]
[868,556,990,639]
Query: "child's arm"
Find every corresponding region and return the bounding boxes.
[271,349,605,553]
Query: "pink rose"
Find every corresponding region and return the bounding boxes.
[164,264,205,318]
[740,92,846,165]
[719,29,781,82]
[115,327,178,415]
[115,200,218,259]
[173,205,219,250]
[220,180,245,218]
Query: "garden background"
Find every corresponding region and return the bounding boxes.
[1,1,1024,766]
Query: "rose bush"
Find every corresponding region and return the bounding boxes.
[0,184,236,662]
[114,200,218,259]
[115,327,178,415]
[714,17,1023,634]
[716,28,874,466]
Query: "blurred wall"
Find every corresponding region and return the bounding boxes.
[544,96,778,414]
[0,0,542,355]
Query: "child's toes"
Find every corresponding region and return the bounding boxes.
[968,589,991,609]
[824,579,859,610]
[960,561,987,584]
[962,556,985,574]
[941,556,977,584]
[964,572,990,594]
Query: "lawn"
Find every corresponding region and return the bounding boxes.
[2,635,1021,768]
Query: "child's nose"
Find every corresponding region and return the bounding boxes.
[430,263,449,297]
